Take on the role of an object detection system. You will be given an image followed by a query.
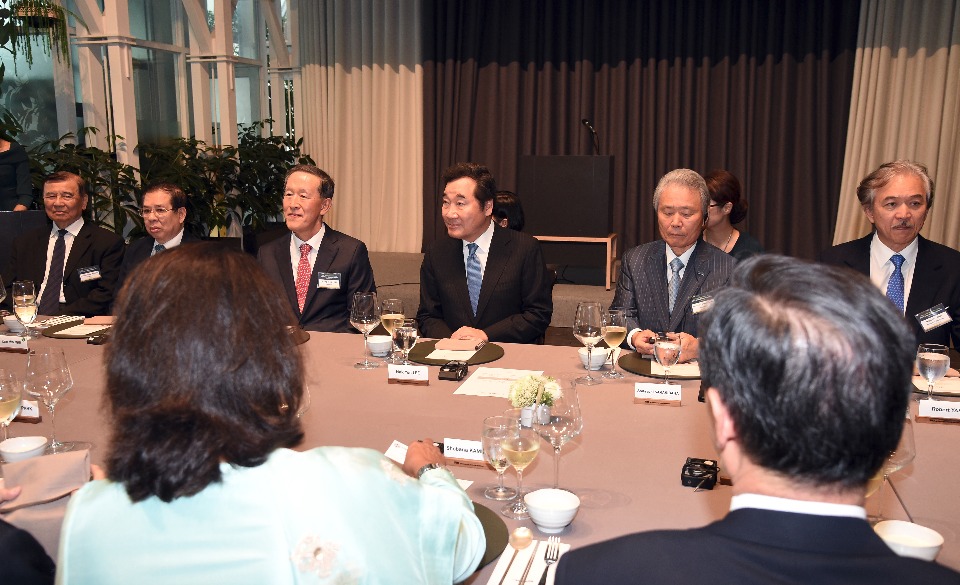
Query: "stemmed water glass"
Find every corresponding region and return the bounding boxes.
[481,414,519,501]
[916,344,949,401]
[601,309,626,379]
[393,318,419,365]
[573,301,604,386]
[533,377,583,489]
[654,333,682,385]
[25,348,81,452]
[869,414,916,524]
[350,292,381,370]
[0,370,22,441]
[380,298,405,364]
[12,280,39,338]
[500,425,540,519]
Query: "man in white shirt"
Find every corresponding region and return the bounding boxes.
[820,160,960,347]
[557,255,960,584]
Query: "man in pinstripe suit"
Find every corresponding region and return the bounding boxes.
[612,169,735,362]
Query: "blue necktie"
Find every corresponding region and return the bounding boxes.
[668,257,684,313]
[38,229,67,316]
[886,254,905,312]
[153,243,166,255]
[466,243,482,316]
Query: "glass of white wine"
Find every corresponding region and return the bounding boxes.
[482,415,519,501]
[501,426,540,519]
[12,280,39,339]
[0,370,23,441]
[654,333,682,386]
[916,343,949,401]
[602,309,627,379]
[350,292,381,370]
[573,301,604,386]
[393,318,419,365]
[380,298,405,364]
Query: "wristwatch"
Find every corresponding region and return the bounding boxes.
[417,462,445,479]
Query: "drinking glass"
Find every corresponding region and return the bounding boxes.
[0,370,22,441]
[12,280,39,338]
[870,414,916,524]
[533,377,583,489]
[25,348,79,452]
[0,274,5,306]
[350,292,381,369]
[601,309,627,379]
[380,298,405,364]
[654,333,682,386]
[501,426,540,519]
[482,415,519,501]
[393,318,419,365]
[916,343,949,400]
[573,301,604,386]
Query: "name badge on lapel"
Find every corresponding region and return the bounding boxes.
[78,266,102,282]
[916,304,952,332]
[316,272,341,290]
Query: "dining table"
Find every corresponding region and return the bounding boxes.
[1,330,958,582]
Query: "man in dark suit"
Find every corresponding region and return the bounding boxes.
[5,171,124,316]
[820,160,960,348]
[117,182,200,287]
[417,162,552,344]
[612,169,735,361]
[0,486,55,585]
[557,256,960,584]
[257,164,376,332]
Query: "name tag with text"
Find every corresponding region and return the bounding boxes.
[916,304,952,332]
[634,382,682,406]
[0,335,28,352]
[388,364,429,385]
[78,266,101,282]
[918,399,960,423]
[316,272,341,289]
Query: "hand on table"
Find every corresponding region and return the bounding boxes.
[676,332,699,363]
[451,327,488,342]
[402,438,446,479]
[631,329,657,355]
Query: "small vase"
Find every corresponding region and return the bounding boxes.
[520,404,550,427]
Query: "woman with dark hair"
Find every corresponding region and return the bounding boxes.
[0,135,32,211]
[493,190,525,231]
[57,244,484,584]
[702,170,764,261]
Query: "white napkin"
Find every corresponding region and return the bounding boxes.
[486,540,571,585]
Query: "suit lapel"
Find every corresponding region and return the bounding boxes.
[304,228,340,312]
[905,236,940,318]
[845,234,872,276]
[63,224,93,280]
[273,234,300,315]
[644,242,671,331]
[442,236,474,325]
[668,244,707,331]
[476,226,508,320]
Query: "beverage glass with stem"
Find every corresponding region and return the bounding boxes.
[0,370,22,441]
[573,301,604,386]
[12,280,39,339]
[350,292,381,370]
[393,318,419,365]
[601,309,626,379]
[916,344,950,401]
[869,413,916,524]
[380,298,405,364]
[481,414,519,501]
[654,333,682,385]
[501,425,540,519]
[533,376,583,489]
[25,348,87,453]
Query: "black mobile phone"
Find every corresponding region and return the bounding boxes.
[438,360,468,381]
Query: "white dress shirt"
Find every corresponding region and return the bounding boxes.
[38,217,84,303]
[460,220,495,282]
[869,234,918,315]
[289,224,327,278]
[730,492,866,519]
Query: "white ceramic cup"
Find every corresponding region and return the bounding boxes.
[874,520,944,561]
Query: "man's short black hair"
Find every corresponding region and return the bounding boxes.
[440,162,496,206]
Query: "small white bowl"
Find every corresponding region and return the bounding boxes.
[874,520,943,561]
[3,314,24,333]
[0,436,48,462]
[524,488,581,533]
[578,347,607,371]
[367,335,394,357]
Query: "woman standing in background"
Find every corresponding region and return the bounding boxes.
[703,169,763,261]
[0,136,32,211]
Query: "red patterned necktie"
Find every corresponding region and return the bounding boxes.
[295,243,312,312]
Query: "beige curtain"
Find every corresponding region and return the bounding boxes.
[297,0,424,253]
[834,0,960,248]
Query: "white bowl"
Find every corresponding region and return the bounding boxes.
[367,335,394,357]
[3,315,24,333]
[0,436,48,462]
[874,520,943,561]
[524,488,581,533]
[578,347,608,371]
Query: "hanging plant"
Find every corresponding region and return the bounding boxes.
[0,0,83,69]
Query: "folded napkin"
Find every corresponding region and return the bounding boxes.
[486,540,572,585]
[436,338,484,351]
[1,449,91,558]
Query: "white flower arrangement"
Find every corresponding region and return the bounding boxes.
[508,374,561,407]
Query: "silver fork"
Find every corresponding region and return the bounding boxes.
[537,536,561,585]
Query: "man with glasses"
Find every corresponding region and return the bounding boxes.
[117,182,199,287]
[258,164,376,331]
[5,171,124,316]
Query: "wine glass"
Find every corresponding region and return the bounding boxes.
[350,292,381,370]
[573,301,604,386]
[12,280,39,339]
[380,298,405,364]
[870,414,916,524]
[0,370,22,441]
[482,415,519,501]
[533,377,583,489]
[393,318,419,365]
[601,309,626,379]
[916,344,949,401]
[654,333,682,386]
[501,425,540,519]
[0,274,5,307]
[25,348,77,452]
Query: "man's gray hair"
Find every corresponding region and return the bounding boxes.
[856,160,934,209]
[652,169,710,216]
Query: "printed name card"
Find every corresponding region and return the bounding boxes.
[387,364,429,385]
[691,294,714,315]
[918,400,960,423]
[443,438,487,468]
[916,304,952,332]
[634,382,682,406]
[15,400,41,423]
[0,334,28,353]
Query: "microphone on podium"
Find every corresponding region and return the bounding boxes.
[581,118,600,155]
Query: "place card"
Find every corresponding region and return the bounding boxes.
[917,400,960,424]
[634,382,682,406]
[915,304,952,332]
[14,400,41,423]
[383,440,474,489]
[0,334,28,353]
[443,437,487,469]
[387,363,429,385]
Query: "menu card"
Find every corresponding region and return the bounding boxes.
[453,367,544,398]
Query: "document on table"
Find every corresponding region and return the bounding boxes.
[913,376,960,396]
[55,324,111,336]
[426,349,477,361]
[453,367,543,398]
[650,360,700,378]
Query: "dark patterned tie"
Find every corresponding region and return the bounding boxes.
[668,257,684,313]
[886,254,905,312]
[153,243,166,255]
[466,243,482,316]
[295,243,312,313]
[38,229,67,315]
